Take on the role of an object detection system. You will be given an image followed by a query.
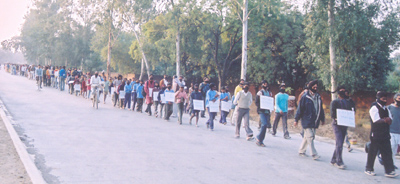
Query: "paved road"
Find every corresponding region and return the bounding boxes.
[0,70,398,184]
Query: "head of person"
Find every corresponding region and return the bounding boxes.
[308,80,318,94]
[95,72,99,77]
[210,83,216,91]
[179,76,183,81]
[179,85,184,92]
[109,77,112,81]
[376,91,388,106]
[203,77,209,83]
[194,84,199,91]
[336,86,348,99]
[243,83,250,92]
[149,74,154,81]
[221,86,226,93]
[261,80,269,90]
[279,83,286,93]
[173,75,177,79]
[118,75,122,80]
[139,80,143,85]
[167,82,172,89]
[136,79,139,83]
[394,93,400,106]
[163,75,167,79]
[240,79,245,86]
[190,82,194,87]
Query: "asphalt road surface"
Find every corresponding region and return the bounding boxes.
[0,70,398,184]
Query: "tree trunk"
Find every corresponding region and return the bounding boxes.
[131,23,150,78]
[139,58,144,80]
[328,0,337,100]
[176,30,180,77]
[107,8,112,79]
[241,0,248,81]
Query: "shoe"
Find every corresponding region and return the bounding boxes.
[333,163,346,170]
[312,155,320,160]
[271,133,276,137]
[385,171,398,178]
[348,148,353,152]
[235,135,240,139]
[201,116,206,118]
[256,140,266,147]
[299,153,307,157]
[246,137,254,141]
[207,124,209,129]
[284,136,291,139]
[394,165,398,170]
[210,129,214,131]
[365,170,376,176]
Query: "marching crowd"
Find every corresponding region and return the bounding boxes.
[2,63,400,178]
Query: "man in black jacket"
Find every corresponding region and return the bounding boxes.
[294,80,325,160]
[365,91,398,178]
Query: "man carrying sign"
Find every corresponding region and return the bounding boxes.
[255,81,272,147]
[205,83,219,131]
[189,84,203,126]
[330,86,354,170]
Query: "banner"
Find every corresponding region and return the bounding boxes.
[161,94,166,103]
[74,84,81,91]
[149,88,153,97]
[153,92,159,101]
[119,91,125,99]
[111,87,115,94]
[165,92,175,102]
[221,101,231,112]
[209,101,219,112]
[337,109,356,127]
[260,96,274,110]
[193,100,204,111]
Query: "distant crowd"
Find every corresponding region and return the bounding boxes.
[1,63,399,178]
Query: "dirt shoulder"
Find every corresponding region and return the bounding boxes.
[0,116,32,184]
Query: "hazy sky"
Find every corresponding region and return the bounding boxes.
[0,0,30,42]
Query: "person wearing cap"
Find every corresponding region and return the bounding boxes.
[189,84,203,126]
[294,80,325,160]
[388,93,400,170]
[272,83,290,139]
[164,82,175,121]
[205,83,219,130]
[231,79,245,126]
[365,91,398,177]
[329,86,354,169]
[255,81,272,147]
[233,83,254,140]
[175,85,189,125]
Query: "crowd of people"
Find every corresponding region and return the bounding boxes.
[1,63,400,178]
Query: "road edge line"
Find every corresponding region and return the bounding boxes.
[0,99,47,184]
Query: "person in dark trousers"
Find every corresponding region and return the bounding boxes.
[365,91,398,178]
[199,77,210,118]
[189,84,203,127]
[124,80,133,110]
[294,80,325,160]
[205,83,219,131]
[113,75,122,107]
[330,86,354,169]
[144,74,155,116]
[219,86,230,125]
[153,82,161,117]
[164,82,174,121]
[136,80,144,112]
[157,85,166,118]
[388,93,400,170]
[255,80,272,147]
[272,83,290,139]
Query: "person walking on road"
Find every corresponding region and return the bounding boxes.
[153,82,161,117]
[164,82,174,121]
[59,66,66,91]
[124,80,133,110]
[136,80,144,112]
[113,75,122,107]
[219,86,230,125]
[233,83,254,140]
[189,84,203,127]
[255,81,272,147]
[199,77,210,118]
[330,86,354,169]
[364,91,398,177]
[294,80,325,160]
[157,85,166,118]
[144,74,155,116]
[231,79,245,126]
[388,93,400,170]
[205,83,219,131]
[35,65,43,89]
[272,83,290,139]
[175,85,189,125]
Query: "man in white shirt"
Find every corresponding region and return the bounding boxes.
[90,72,101,101]
[233,83,253,140]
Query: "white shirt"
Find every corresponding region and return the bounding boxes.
[369,102,392,123]
[90,75,101,86]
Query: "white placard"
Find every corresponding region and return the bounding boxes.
[337,109,355,127]
[153,92,159,101]
[111,87,115,94]
[74,84,81,91]
[119,91,125,99]
[165,92,175,102]
[209,101,219,112]
[161,95,166,103]
[193,100,204,111]
[221,101,231,112]
[68,81,74,84]
[260,96,274,110]
[149,88,153,97]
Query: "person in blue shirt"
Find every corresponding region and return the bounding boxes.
[189,84,203,126]
[206,83,219,131]
[58,66,66,91]
[124,80,133,110]
[164,82,174,121]
[219,86,231,125]
[272,83,290,139]
[136,80,144,112]
[131,79,138,111]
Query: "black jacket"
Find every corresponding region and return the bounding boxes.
[295,91,325,128]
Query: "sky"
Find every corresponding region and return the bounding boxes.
[0,0,30,42]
